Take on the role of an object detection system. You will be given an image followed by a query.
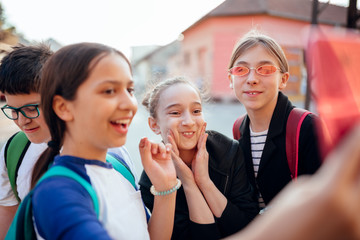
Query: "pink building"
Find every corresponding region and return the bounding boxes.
[179,0,348,101]
[134,0,349,101]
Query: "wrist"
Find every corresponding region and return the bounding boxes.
[150,178,182,196]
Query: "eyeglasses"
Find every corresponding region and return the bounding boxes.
[228,65,281,77]
[1,104,40,120]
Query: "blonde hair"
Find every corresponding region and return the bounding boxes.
[228,30,289,73]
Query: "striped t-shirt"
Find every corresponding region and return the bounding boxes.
[250,126,268,209]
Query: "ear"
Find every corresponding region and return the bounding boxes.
[148,117,161,135]
[279,72,289,90]
[52,95,74,122]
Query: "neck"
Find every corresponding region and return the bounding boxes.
[61,132,108,162]
[247,96,278,132]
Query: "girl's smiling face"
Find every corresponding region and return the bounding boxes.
[230,45,289,116]
[150,83,205,152]
[59,53,138,157]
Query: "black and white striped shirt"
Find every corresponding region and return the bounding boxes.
[250,127,268,209]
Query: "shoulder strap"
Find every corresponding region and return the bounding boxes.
[5,191,36,240]
[106,153,137,189]
[4,131,31,202]
[286,108,311,180]
[232,114,246,140]
[5,165,99,240]
[38,166,100,216]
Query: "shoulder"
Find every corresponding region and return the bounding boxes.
[32,174,99,239]
[206,130,241,167]
[206,130,238,151]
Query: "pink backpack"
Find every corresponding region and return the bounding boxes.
[232,108,311,180]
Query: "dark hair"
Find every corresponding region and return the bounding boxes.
[31,42,131,187]
[142,76,204,119]
[0,43,53,94]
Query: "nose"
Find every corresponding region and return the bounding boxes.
[118,90,138,115]
[181,111,195,126]
[246,69,259,86]
[17,112,31,126]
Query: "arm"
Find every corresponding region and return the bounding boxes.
[0,144,20,238]
[139,137,177,240]
[194,131,258,236]
[225,124,360,240]
[192,130,227,218]
[0,205,18,238]
[168,133,214,224]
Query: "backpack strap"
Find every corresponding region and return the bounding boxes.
[5,191,36,240]
[38,166,100,216]
[286,108,311,180]
[5,165,99,240]
[232,114,246,140]
[4,131,31,202]
[106,152,137,189]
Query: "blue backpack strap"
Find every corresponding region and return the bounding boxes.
[5,165,99,240]
[5,191,36,240]
[286,108,311,180]
[106,152,137,189]
[38,166,100,216]
[4,131,31,202]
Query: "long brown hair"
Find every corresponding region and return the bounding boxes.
[31,42,131,187]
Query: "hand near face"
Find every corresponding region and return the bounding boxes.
[168,132,196,186]
[139,137,177,191]
[191,124,210,186]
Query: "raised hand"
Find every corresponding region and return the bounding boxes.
[167,131,196,186]
[191,123,210,187]
[139,137,177,191]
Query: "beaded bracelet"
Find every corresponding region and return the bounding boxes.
[150,179,182,196]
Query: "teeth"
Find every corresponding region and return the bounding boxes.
[183,132,193,136]
[113,119,130,124]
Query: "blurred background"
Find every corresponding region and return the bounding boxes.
[0,0,358,176]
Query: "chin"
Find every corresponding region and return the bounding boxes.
[26,135,46,144]
[112,138,126,148]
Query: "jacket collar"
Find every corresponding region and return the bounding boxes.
[241,92,294,177]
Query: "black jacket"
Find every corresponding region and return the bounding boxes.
[238,92,322,205]
[139,130,258,240]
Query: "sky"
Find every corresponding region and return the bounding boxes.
[0,0,353,58]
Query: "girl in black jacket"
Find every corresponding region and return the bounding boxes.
[227,30,322,209]
[139,77,258,240]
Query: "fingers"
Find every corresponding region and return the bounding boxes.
[197,122,208,150]
[139,137,152,167]
[167,130,180,156]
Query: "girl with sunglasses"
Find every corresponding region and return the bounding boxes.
[228,30,321,211]
[30,42,177,239]
[139,77,259,240]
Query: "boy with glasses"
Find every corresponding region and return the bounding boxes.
[0,44,53,238]
[0,44,139,238]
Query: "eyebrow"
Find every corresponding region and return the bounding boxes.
[98,79,134,86]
